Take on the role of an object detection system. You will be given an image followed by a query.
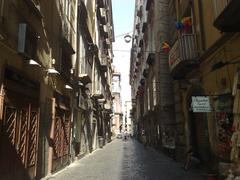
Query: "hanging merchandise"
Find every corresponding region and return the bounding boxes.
[162,41,170,53]
[230,129,240,161]
[181,16,192,33]
[175,17,192,33]
[181,17,192,28]
[215,94,234,160]
[175,21,184,30]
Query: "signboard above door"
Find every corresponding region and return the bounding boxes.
[192,96,211,112]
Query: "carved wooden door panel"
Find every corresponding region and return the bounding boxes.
[0,103,39,179]
[3,106,18,147]
[52,109,70,165]
[18,108,28,166]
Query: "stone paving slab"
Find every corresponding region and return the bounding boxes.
[43,139,204,180]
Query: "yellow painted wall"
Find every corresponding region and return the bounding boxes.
[201,0,222,49]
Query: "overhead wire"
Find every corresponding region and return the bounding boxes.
[115,31,133,38]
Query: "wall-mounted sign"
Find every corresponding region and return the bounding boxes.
[192,96,211,112]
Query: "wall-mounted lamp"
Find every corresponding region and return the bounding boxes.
[65,84,73,90]
[78,81,84,86]
[47,68,60,74]
[29,59,41,67]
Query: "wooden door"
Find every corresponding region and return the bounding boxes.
[0,101,39,179]
[52,108,70,171]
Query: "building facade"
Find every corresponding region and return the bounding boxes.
[130,0,175,151]
[112,70,123,134]
[0,0,114,179]
[130,0,240,177]
[168,0,240,176]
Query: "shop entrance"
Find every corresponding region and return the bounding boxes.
[51,92,71,172]
[188,88,211,164]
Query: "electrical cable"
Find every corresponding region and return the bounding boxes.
[115,31,133,38]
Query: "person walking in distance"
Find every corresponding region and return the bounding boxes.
[142,130,147,148]
[183,146,193,170]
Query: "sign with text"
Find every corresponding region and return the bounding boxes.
[192,96,211,112]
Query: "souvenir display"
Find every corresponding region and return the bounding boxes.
[215,94,233,160]
[162,41,170,53]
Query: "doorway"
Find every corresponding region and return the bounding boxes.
[0,68,40,180]
[188,88,211,163]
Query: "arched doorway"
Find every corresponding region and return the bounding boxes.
[187,86,211,163]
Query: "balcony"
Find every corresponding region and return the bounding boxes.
[97,0,105,8]
[100,56,108,73]
[137,6,143,18]
[104,101,112,113]
[143,69,148,78]
[168,34,198,79]
[99,8,107,25]
[100,25,108,39]
[146,53,155,65]
[92,90,104,99]
[142,22,147,33]
[78,74,92,85]
[213,0,240,32]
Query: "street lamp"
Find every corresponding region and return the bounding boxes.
[124,34,132,43]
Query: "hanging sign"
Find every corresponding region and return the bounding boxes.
[192,96,211,112]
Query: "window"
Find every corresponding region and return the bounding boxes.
[18,23,38,59]
[153,76,157,106]
[79,35,86,74]
[61,49,72,81]
[147,88,150,110]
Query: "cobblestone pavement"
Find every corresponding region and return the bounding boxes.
[45,139,204,180]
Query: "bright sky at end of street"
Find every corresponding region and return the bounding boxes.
[112,0,135,106]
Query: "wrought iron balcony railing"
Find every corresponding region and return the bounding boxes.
[169,34,198,79]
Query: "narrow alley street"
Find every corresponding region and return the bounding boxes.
[45,139,204,180]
